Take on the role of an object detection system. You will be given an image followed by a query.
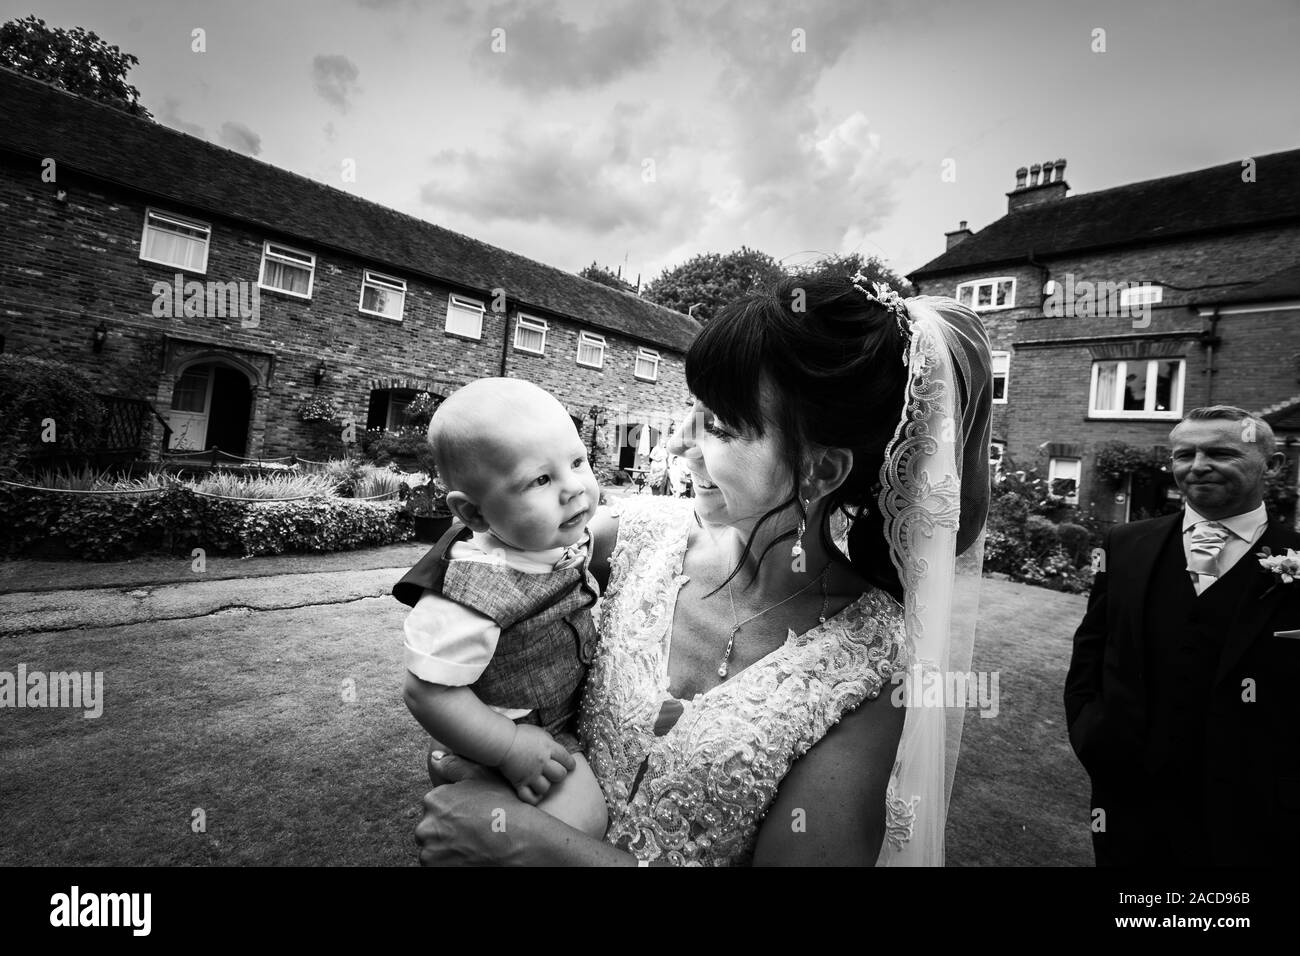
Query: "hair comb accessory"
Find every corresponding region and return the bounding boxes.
[849,271,911,363]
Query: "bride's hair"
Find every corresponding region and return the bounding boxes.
[685,274,909,600]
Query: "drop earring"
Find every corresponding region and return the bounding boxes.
[791,497,810,558]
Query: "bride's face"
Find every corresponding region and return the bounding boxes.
[668,384,794,534]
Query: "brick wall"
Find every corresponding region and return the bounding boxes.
[913,222,1300,521]
[0,157,689,465]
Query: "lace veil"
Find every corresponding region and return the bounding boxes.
[870,295,992,866]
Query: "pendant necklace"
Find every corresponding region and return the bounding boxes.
[720,563,832,678]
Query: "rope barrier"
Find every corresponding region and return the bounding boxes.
[0,479,167,495]
[1,479,402,503]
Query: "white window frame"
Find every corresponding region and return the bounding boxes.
[634,347,660,382]
[258,241,316,299]
[991,351,1010,404]
[1119,284,1163,308]
[139,208,211,274]
[1088,358,1185,420]
[358,270,406,321]
[577,331,606,369]
[956,276,1017,312]
[445,294,485,340]
[513,314,548,355]
[1048,457,1081,505]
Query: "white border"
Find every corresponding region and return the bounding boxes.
[139,208,211,274]
[258,241,316,299]
[577,330,605,369]
[445,294,485,340]
[514,314,548,355]
[359,270,406,321]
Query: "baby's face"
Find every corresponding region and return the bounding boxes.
[469,409,600,552]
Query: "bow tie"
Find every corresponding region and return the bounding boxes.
[553,545,586,571]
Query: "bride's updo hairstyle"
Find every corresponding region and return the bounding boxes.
[686,274,909,600]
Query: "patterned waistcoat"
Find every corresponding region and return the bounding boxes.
[392,522,601,728]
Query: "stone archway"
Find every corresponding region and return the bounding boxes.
[156,337,274,458]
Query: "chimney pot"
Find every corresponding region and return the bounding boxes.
[1043,160,1057,183]
[1055,157,1067,182]
[958,220,967,230]
[1015,166,1028,189]
[1029,163,1042,186]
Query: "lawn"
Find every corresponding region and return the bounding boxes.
[0,574,1093,866]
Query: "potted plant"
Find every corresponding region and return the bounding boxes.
[402,475,453,542]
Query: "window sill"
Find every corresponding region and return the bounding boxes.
[514,346,546,357]
[444,330,483,342]
[258,283,312,301]
[140,257,208,276]
[577,361,605,371]
[359,308,403,322]
[1086,412,1182,421]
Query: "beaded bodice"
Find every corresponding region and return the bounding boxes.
[580,497,908,866]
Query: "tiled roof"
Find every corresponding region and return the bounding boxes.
[911,149,1300,279]
[1262,396,1300,432]
[0,67,700,352]
[1195,262,1300,306]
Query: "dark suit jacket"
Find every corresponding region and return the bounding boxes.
[1064,510,1300,865]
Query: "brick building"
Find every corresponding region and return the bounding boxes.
[909,151,1300,525]
[0,67,699,472]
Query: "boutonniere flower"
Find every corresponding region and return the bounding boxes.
[1257,546,1300,598]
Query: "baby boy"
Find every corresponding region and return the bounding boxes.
[393,377,608,837]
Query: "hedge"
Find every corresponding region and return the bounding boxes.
[0,485,414,561]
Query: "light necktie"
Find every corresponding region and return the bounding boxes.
[1186,521,1231,579]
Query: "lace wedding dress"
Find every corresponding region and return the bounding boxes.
[580,496,913,866]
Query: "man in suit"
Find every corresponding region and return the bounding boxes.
[1065,405,1300,865]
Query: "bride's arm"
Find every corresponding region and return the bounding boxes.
[415,778,661,866]
[749,693,905,866]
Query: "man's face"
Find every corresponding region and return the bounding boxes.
[1169,417,1277,518]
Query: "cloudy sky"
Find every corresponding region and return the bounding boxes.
[5,0,1297,283]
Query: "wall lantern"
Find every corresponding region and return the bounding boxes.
[314,360,327,386]
[92,320,108,353]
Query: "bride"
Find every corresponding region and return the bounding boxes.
[415,273,993,865]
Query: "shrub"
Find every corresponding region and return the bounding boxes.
[1056,522,1092,567]
[1024,515,1060,558]
[363,427,437,475]
[0,484,412,561]
[0,354,106,471]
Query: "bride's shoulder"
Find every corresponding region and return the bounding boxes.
[606,494,694,539]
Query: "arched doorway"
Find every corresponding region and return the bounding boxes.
[167,362,253,455]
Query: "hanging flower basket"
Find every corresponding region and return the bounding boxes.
[299,398,340,422]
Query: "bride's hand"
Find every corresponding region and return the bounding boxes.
[426,743,493,787]
[415,777,534,866]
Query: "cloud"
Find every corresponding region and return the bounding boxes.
[157,97,204,138]
[311,54,361,111]
[418,104,705,238]
[472,0,669,92]
[218,121,262,156]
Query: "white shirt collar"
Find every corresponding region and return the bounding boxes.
[1182,502,1268,542]
[465,529,588,572]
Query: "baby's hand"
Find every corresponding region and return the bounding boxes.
[499,724,575,805]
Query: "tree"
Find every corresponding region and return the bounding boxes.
[641,247,783,324]
[794,252,914,297]
[578,261,636,294]
[0,16,152,119]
